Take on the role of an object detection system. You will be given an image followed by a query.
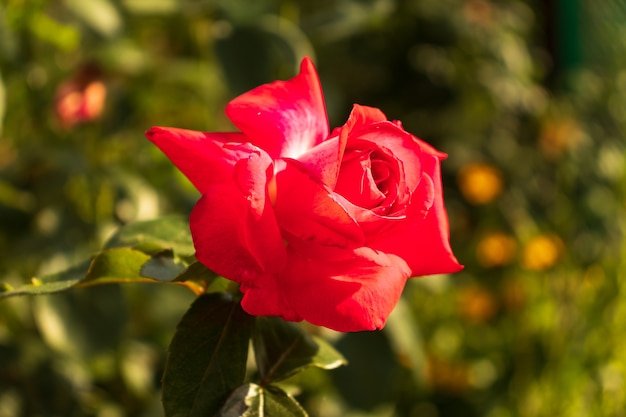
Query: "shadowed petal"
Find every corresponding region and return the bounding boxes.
[190,152,287,282]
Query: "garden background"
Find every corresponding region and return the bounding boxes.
[1,0,626,416]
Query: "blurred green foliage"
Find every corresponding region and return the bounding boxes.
[1,0,625,416]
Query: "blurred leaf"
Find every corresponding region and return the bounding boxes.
[33,285,128,358]
[219,383,307,417]
[0,260,92,299]
[122,0,179,15]
[215,15,315,95]
[28,12,80,51]
[253,317,346,384]
[104,215,195,257]
[162,293,254,417]
[0,71,5,135]
[64,0,122,37]
[331,331,399,410]
[384,296,428,387]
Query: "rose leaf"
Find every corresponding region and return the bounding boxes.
[253,317,347,384]
[162,293,254,417]
[218,383,307,417]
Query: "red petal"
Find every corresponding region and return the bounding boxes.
[369,155,463,275]
[190,152,287,282]
[296,134,347,189]
[146,126,256,193]
[274,160,365,248]
[281,244,411,332]
[226,57,329,160]
[239,274,302,322]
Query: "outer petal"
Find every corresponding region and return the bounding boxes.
[239,274,302,322]
[190,151,287,283]
[369,154,463,275]
[146,126,252,193]
[280,244,411,332]
[226,57,329,160]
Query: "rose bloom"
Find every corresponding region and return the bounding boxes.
[147,58,462,332]
[55,64,106,128]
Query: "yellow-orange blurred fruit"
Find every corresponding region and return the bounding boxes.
[457,285,498,323]
[476,232,517,267]
[522,234,564,271]
[457,163,503,204]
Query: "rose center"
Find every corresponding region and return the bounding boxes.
[335,148,398,211]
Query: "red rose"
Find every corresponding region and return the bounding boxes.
[55,64,106,128]
[146,58,462,332]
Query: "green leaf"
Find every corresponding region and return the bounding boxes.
[84,247,152,283]
[104,215,195,257]
[0,260,91,299]
[219,383,307,417]
[0,217,200,299]
[1,248,166,299]
[162,293,254,417]
[253,317,346,384]
[331,332,399,410]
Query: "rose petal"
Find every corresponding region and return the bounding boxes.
[275,160,365,248]
[226,57,329,159]
[369,155,463,275]
[334,149,386,209]
[296,134,347,188]
[239,274,302,322]
[146,126,255,193]
[281,244,411,332]
[190,152,287,281]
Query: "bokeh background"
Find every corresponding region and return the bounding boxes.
[1,0,625,416]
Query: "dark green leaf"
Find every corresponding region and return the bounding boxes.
[253,317,346,384]
[174,260,217,284]
[331,332,399,410]
[104,215,194,257]
[163,293,254,417]
[219,383,307,417]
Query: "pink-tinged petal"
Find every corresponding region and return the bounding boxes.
[239,274,302,322]
[274,160,365,248]
[369,155,463,276]
[226,57,329,160]
[146,126,254,193]
[190,152,287,282]
[281,244,411,332]
[295,134,347,188]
